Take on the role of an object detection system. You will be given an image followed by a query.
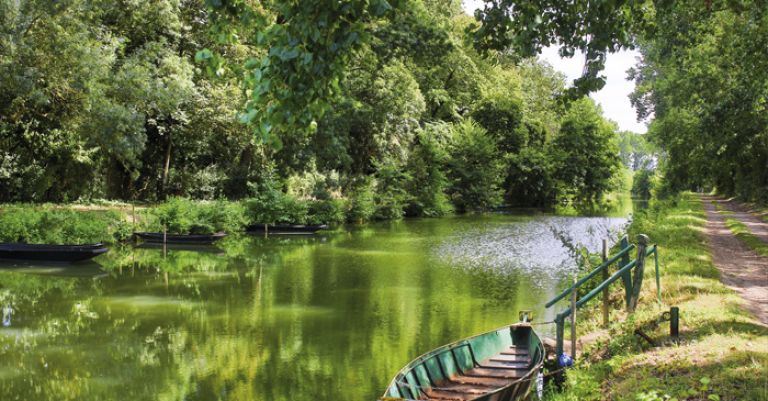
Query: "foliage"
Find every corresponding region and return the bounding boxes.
[632,168,655,200]
[505,147,557,207]
[0,205,130,244]
[346,177,376,223]
[404,125,453,217]
[373,159,410,220]
[445,119,504,212]
[552,98,622,207]
[148,197,246,234]
[628,3,767,202]
[0,0,625,216]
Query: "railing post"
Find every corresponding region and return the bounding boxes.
[601,238,609,327]
[620,236,633,310]
[629,234,649,312]
[570,274,577,359]
[555,315,565,357]
[654,246,662,303]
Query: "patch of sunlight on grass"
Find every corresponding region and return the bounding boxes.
[725,218,768,257]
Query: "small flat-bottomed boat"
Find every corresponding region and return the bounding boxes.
[246,224,328,235]
[133,232,227,244]
[380,323,544,401]
[0,243,109,263]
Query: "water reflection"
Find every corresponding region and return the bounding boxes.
[0,213,628,401]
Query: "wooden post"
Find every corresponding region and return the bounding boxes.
[629,234,649,312]
[620,236,633,310]
[570,273,577,358]
[555,315,565,357]
[654,246,662,303]
[163,225,168,258]
[601,239,609,327]
[670,306,679,340]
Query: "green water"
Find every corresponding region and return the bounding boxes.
[0,213,630,401]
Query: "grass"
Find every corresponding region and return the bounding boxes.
[724,218,768,257]
[544,193,768,401]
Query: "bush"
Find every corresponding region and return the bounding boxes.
[0,205,130,244]
[631,168,655,199]
[445,119,504,212]
[403,126,453,217]
[373,159,410,220]
[346,178,376,223]
[505,147,557,207]
[307,199,348,225]
[149,198,246,234]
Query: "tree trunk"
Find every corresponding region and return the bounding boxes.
[161,133,172,199]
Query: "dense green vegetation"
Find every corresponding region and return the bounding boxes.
[0,205,131,244]
[545,193,767,400]
[1,0,624,218]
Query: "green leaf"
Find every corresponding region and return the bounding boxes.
[194,49,213,62]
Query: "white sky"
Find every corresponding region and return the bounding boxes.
[463,0,647,133]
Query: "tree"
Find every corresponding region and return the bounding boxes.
[445,119,504,212]
[552,98,621,206]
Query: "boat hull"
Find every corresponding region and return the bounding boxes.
[246,224,328,235]
[133,232,227,244]
[0,243,109,263]
[381,324,544,401]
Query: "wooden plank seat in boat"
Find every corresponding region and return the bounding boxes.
[422,346,531,401]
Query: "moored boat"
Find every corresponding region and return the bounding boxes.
[245,224,328,235]
[0,243,109,263]
[380,322,544,401]
[133,232,227,244]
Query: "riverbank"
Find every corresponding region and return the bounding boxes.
[546,193,768,401]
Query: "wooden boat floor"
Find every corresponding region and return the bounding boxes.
[423,346,530,401]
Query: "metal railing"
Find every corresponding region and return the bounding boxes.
[546,234,660,357]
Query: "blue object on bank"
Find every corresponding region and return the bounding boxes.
[558,353,574,368]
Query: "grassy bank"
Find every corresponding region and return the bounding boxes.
[545,193,768,401]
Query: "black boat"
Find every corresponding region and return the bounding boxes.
[246,224,328,235]
[0,243,109,263]
[133,232,227,244]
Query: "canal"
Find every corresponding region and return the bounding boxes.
[0,209,631,400]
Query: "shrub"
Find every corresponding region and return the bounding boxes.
[445,119,504,212]
[373,159,410,220]
[0,205,130,244]
[307,199,348,225]
[631,168,655,199]
[404,127,453,217]
[505,147,557,207]
[149,198,246,234]
[346,178,376,223]
[244,191,309,225]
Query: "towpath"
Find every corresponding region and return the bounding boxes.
[701,195,768,325]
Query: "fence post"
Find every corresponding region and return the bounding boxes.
[601,239,609,327]
[620,236,633,310]
[654,246,661,303]
[570,274,577,359]
[556,315,564,357]
[629,234,649,312]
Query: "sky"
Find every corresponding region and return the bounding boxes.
[462,0,647,133]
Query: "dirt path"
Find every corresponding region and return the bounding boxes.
[701,195,768,325]
[715,197,768,244]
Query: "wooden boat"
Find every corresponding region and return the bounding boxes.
[245,224,328,235]
[0,243,109,263]
[380,323,544,401]
[133,232,227,244]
